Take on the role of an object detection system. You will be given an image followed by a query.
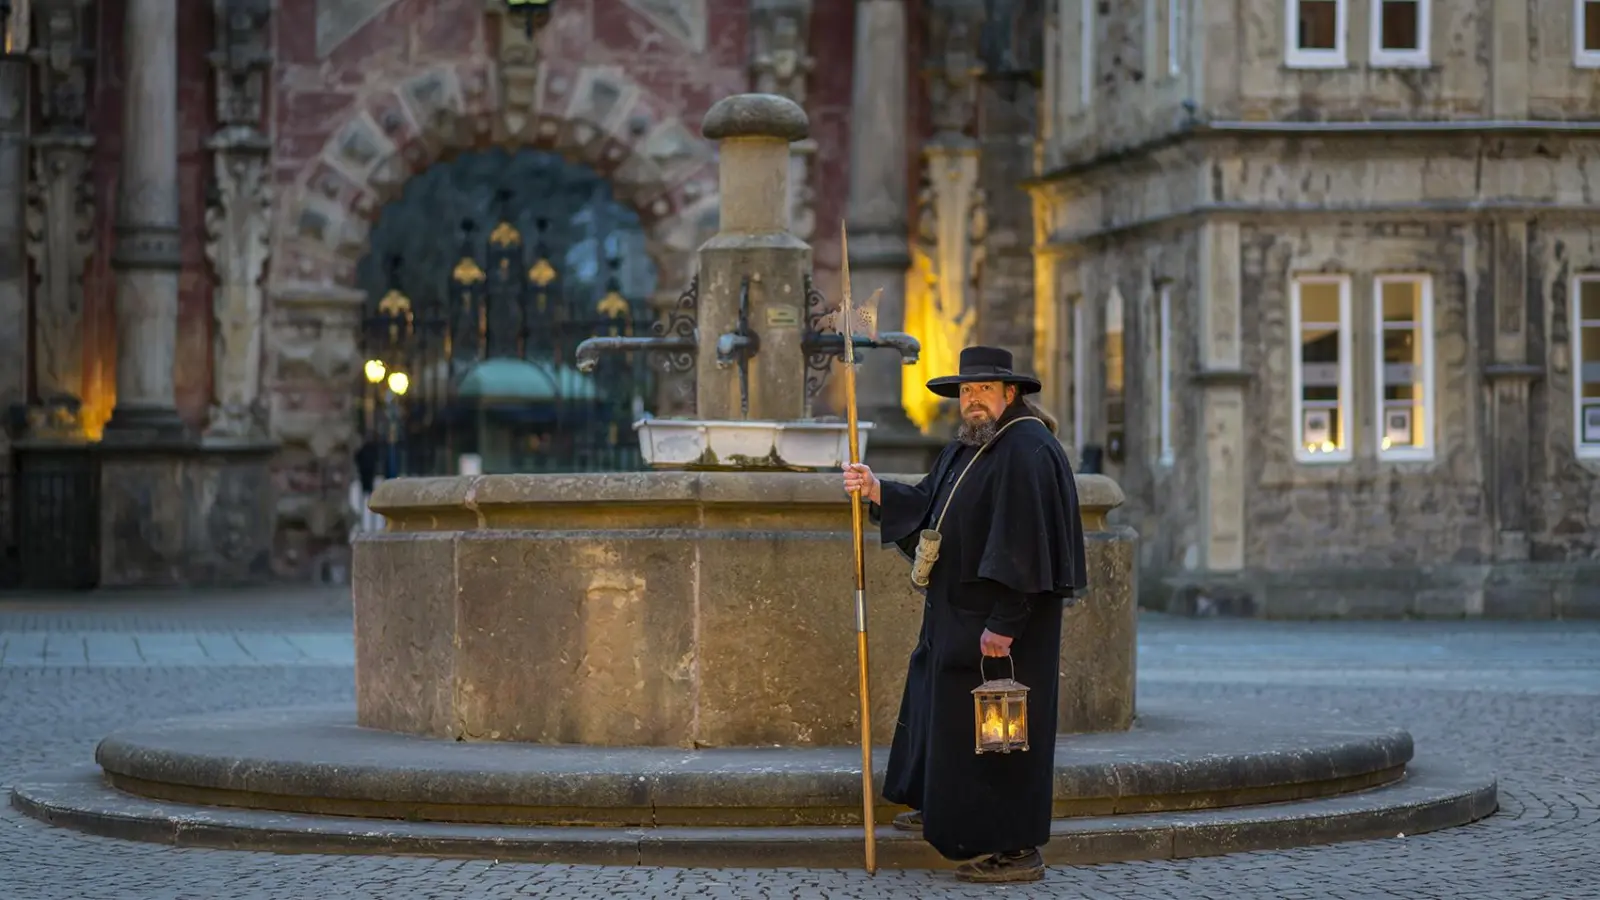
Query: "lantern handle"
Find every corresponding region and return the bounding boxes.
[979,654,1016,683]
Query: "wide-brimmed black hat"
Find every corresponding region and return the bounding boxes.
[925,346,1042,399]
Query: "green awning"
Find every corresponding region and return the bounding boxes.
[456,358,599,402]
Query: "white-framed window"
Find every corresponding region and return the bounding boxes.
[1147,0,1181,79]
[1105,287,1126,457]
[1079,0,1095,109]
[1374,275,1434,460]
[1072,295,1088,456]
[1572,275,1600,457]
[1156,284,1175,465]
[1285,0,1347,68]
[1168,0,1185,77]
[1577,0,1600,67]
[1290,274,1353,462]
[1370,0,1429,67]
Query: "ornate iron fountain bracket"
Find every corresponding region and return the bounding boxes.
[802,275,922,409]
[654,274,699,374]
[803,274,833,407]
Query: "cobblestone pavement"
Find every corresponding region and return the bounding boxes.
[1,589,1597,900]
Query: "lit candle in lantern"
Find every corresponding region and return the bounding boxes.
[982,706,1006,745]
[973,658,1031,754]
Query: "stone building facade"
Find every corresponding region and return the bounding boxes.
[1030,0,1600,617]
[0,0,1046,587]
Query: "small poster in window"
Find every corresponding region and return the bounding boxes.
[1584,405,1600,445]
[1303,409,1332,447]
[1385,410,1413,447]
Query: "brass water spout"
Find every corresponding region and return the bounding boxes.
[802,331,922,365]
[574,334,698,374]
[573,277,701,375]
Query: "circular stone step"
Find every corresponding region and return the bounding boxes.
[90,700,1413,828]
[10,764,1498,869]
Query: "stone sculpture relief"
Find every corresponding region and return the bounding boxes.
[925,0,985,138]
[487,0,552,137]
[751,0,814,105]
[750,0,816,241]
[23,143,93,437]
[923,152,982,347]
[31,0,90,131]
[211,0,272,132]
[204,0,274,439]
[23,0,94,438]
[205,151,272,439]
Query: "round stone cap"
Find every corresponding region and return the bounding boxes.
[702,94,809,143]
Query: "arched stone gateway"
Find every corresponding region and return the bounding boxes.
[356,146,666,478]
[266,46,725,578]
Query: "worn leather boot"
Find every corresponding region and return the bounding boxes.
[953,848,1045,883]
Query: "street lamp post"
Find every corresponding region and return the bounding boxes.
[383,371,410,479]
[362,359,387,434]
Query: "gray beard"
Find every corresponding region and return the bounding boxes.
[957,417,998,447]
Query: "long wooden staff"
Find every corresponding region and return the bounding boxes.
[839,221,879,874]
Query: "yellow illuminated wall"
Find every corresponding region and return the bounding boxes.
[901,247,957,432]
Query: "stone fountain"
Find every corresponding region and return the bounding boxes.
[571,94,919,470]
[9,94,1496,870]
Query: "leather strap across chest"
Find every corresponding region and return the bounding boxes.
[930,416,1043,534]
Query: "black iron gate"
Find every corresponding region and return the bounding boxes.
[356,148,658,478]
[0,448,100,590]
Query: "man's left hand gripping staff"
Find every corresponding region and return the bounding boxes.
[842,462,882,504]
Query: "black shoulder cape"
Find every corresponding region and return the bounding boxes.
[873,410,1088,599]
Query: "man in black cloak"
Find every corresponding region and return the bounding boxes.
[842,345,1087,884]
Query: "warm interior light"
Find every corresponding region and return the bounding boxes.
[981,705,1005,745]
[387,372,410,396]
[364,359,387,384]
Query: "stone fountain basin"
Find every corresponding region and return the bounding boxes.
[356,471,1134,750]
[634,418,874,470]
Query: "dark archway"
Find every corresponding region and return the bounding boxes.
[355,148,659,478]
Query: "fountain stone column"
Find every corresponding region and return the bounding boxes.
[695,95,811,421]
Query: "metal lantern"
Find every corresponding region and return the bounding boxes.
[972,656,1030,754]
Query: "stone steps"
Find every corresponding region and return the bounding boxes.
[86,701,1413,827]
[10,763,1497,869]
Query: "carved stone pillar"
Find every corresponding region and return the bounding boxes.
[267,283,365,581]
[844,0,922,466]
[1486,219,1538,564]
[0,56,30,451]
[750,0,816,242]
[102,0,185,441]
[23,0,95,440]
[1194,221,1249,575]
[204,0,273,440]
[897,0,985,447]
[974,72,1038,360]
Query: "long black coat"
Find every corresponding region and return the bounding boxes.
[871,409,1087,860]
